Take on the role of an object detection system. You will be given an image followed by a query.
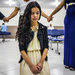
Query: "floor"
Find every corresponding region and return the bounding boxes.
[0,39,75,75]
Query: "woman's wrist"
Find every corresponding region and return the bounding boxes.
[39,60,44,64]
[29,63,34,68]
[50,14,53,17]
[45,15,48,19]
[8,16,11,20]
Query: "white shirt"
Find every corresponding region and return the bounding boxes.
[16,0,35,15]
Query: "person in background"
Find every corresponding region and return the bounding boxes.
[48,0,75,70]
[5,0,49,23]
[16,1,50,75]
[1,23,7,32]
[0,23,7,42]
[0,12,7,22]
[48,24,54,30]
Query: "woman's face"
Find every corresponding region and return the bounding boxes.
[31,7,40,23]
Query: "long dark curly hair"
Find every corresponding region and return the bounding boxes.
[16,1,41,45]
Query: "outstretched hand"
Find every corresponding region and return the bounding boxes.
[47,15,53,22]
[3,17,9,22]
[3,17,7,22]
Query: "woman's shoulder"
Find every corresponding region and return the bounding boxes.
[38,22,47,29]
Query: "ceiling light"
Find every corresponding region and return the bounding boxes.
[51,0,60,7]
[5,0,16,6]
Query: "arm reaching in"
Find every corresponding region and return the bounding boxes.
[41,11,49,22]
[6,7,19,22]
[48,0,65,22]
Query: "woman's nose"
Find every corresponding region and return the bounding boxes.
[34,13,37,17]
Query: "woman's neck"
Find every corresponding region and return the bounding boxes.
[31,22,38,31]
[31,22,38,27]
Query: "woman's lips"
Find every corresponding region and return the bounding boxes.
[33,18,37,20]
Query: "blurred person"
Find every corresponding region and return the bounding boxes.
[48,0,75,70]
[48,24,54,29]
[1,23,7,32]
[5,0,49,23]
[0,23,7,42]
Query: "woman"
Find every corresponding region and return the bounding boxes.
[17,1,50,75]
[5,0,49,23]
[48,0,75,70]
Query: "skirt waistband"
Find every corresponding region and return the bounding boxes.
[27,49,40,52]
[69,3,75,5]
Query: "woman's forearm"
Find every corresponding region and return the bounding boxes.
[41,11,48,19]
[8,7,19,20]
[50,0,65,16]
[21,50,33,67]
[39,48,48,64]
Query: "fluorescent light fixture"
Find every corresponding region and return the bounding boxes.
[51,0,60,7]
[5,0,16,6]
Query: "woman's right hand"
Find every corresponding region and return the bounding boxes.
[6,17,10,22]
[30,64,40,74]
[3,17,10,22]
[48,15,53,22]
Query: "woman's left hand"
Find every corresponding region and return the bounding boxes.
[36,62,43,71]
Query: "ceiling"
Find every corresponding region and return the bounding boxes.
[0,0,62,8]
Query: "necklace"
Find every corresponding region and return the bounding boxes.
[31,24,38,32]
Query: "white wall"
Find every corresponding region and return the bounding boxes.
[0,7,66,26]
